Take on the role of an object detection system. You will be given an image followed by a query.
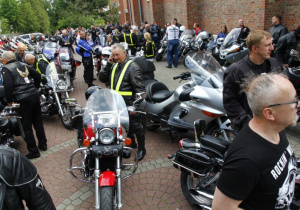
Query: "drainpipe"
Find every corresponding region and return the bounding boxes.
[138,0,143,24]
[128,0,133,25]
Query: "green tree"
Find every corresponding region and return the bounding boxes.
[29,0,50,32]
[17,1,39,33]
[0,17,11,33]
[0,0,18,30]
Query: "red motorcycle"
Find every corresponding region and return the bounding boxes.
[69,88,139,209]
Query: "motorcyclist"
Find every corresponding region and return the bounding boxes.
[99,43,147,161]
[24,54,49,83]
[0,146,56,210]
[118,24,139,55]
[274,26,300,67]
[14,43,26,62]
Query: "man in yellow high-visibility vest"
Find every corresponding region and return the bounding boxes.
[99,43,146,161]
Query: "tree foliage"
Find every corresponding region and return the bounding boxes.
[0,0,18,28]
[0,0,110,34]
[0,17,11,33]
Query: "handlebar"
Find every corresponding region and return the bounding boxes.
[180,139,201,149]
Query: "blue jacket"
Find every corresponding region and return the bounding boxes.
[76,38,94,57]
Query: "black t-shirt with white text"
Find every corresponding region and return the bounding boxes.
[217,124,297,210]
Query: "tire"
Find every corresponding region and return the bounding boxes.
[100,186,114,210]
[180,172,213,208]
[206,122,236,142]
[155,52,163,61]
[60,104,74,130]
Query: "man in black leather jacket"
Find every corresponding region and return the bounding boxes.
[274,26,300,66]
[0,146,55,209]
[99,43,146,161]
[269,15,288,47]
[223,30,282,132]
[118,24,139,56]
[1,51,48,159]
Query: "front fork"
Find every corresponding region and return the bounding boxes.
[54,91,70,117]
[94,156,122,210]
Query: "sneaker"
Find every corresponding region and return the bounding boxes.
[26,152,40,159]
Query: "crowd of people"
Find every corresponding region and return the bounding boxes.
[0,14,300,209]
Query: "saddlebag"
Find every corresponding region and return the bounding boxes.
[173,148,213,177]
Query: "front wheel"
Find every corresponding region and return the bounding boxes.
[100,186,114,210]
[180,172,213,208]
[60,104,74,130]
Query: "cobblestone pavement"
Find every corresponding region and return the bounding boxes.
[14,53,300,210]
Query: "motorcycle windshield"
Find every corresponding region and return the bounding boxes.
[45,62,69,90]
[185,51,224,88]
[83,89,129,131]
[59,47,71,63]
[45,42,57,48]
[223,28,241,47]
[180,30,194,41]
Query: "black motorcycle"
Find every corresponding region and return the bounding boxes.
[39,62,78,130]
[0,86,24,147]
[169,120,300,210]
[156,34,168,62]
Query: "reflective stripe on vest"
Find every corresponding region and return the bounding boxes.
[111,60,133,96]
[146,41,155,58]
[123,33,134,46]
[36,54,49,74]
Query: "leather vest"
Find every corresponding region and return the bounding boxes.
[5,61,38,101]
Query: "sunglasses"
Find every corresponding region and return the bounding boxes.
[268,96,299,107]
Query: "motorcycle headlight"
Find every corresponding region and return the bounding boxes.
[56,79,67,90]
[61,64,72,72]
[99,128,115,144]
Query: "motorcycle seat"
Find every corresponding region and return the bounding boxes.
[201,135,231,155]
[0,119,10,130]
[146,81,173,103]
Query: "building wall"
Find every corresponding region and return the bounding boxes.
[117,0,300,34]
[265,0,300,31]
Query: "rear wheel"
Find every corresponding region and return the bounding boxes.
[180,172,214,208]
[100,186,114,210]
[156,52,163,61]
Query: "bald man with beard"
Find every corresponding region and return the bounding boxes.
[14,43,26,62]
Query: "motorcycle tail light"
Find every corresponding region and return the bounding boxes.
[83,139,90,147]
[202,110,222,118]
[125,138,132,146]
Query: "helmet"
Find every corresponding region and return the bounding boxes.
[199,31,212,41]
[93,46,102,58]
[179,26,186,33]
[285,67,300,89]
[85,86,101,100]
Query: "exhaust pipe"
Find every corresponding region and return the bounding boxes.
[190,188,214,200]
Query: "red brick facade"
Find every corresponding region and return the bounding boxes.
[117,0,300,34]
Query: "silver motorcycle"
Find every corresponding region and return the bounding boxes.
[138,51,235,141]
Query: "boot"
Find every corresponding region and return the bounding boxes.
[137,149,146,161]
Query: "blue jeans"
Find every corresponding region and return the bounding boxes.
[167,39,179,67]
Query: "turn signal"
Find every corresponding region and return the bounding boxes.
[179,139,184,148]
[83,139,91,147]
[202,110,222,118]
[232,47,240,53]
[125,138,132,146]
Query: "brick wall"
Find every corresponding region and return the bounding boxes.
[117,0,300,33]
[265,0,300,31]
